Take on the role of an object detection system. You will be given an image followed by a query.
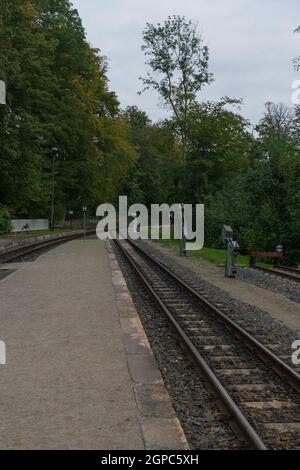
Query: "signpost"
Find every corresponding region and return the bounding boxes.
[69,210,74,230]
[179,203,187,257]
[275,244,284,266]
[83,206,87,241]
[221,225,239,278]
[50,147,59,231]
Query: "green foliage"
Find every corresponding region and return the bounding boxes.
[121,106,181,206]
[205,103,300,263]
[140,15,213,161]
[0,0,136,221]
[0,7,299,265]
[0,206,11,234]
[184,99,252,203]
[161,239,261,267]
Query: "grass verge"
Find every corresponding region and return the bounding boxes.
[154,239,272,268]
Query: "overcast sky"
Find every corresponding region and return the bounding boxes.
[71,0,299,125]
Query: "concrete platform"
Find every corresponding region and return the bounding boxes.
[0,240,188,450]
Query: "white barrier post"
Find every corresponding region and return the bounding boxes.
[0,80,6,105]
[0,341,6,365]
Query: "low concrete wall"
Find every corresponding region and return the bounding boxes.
[11,219,49,233]
[0,230,83,254]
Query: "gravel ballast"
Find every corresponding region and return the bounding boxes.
[113,241,254,450]
[238,267,300,304]
[134,240,300,365]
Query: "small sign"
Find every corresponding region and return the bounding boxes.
[82,206,87,213]
[0,81,6,105]
[69,210,74,215]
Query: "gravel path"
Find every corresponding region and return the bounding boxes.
[238,267,300,304]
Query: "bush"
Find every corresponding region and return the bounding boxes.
[0,207,12,235]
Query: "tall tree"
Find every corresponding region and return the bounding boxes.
[140,15,213,164]
[0,0,55,215]
[185,99,252,204]
[0,0,137,223]
[121,106,180,206]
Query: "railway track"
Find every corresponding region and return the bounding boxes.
[0,230,95,263]
[252,265,300,283]
[114,238,300,450]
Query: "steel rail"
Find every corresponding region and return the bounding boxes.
[275,266,300,276]
[114,238,268,450]
[124,239,300,394]
[272,265,300,275]
[122,239,300,398]
[252,265,300,283]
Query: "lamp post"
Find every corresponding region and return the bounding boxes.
[50,147,59,231]
[82,206,87,241]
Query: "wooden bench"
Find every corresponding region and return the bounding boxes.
[250,252,283,267]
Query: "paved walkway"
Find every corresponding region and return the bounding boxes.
[0,240,187,450]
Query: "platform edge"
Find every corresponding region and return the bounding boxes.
[105,240,189,451]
